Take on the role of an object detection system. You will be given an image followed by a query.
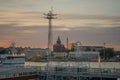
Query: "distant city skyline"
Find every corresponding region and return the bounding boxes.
[0,0,120,50]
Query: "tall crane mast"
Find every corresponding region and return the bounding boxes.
[44,8,57,50]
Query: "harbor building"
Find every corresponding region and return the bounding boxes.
[68,42,100,60]
[25,48,48,59]
[70,43,104,52]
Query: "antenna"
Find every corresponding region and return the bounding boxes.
[44,8,57,50]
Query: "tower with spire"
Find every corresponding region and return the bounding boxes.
[53,36,65,52]
[57,36,61,44]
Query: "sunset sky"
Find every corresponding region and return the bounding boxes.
[0,0,120,50]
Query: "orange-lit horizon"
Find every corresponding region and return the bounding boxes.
[0,41,120,51]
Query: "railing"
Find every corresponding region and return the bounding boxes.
[0,66,120,79]
[0,66,41,79]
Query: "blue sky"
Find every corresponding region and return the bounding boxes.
[0,0,120,50]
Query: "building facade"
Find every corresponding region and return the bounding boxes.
[53,36,65,52]
[25,48,48,59]
[70,42,103,52]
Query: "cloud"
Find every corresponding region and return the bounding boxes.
[58,14,120,29]
[0,23,120,50]
[0,23,49,48]
[0,10,46,26]
[1,10,120,29]
[53,27,120,49]
[60,14,120,21]
[0,10,120,50]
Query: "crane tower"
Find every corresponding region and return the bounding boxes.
[44,8,57,50]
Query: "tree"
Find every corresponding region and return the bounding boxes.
[100,48,114,60]
[85,47,91,51]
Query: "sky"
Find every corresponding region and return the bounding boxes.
[0,0,120,50]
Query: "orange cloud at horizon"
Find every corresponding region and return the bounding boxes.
[0,41,10,48]
[0,40,120,51]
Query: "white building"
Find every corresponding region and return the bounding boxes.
[70,42,104,52]
[69,51,99,59]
